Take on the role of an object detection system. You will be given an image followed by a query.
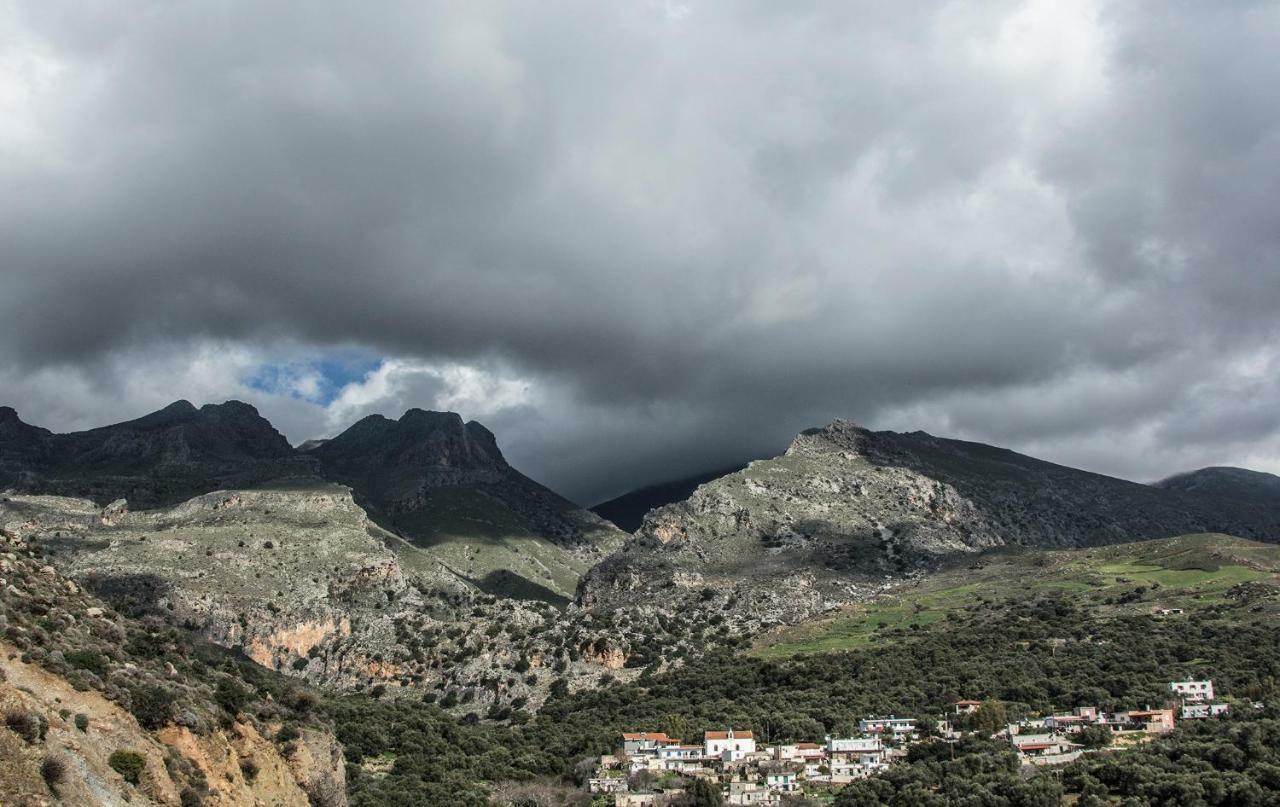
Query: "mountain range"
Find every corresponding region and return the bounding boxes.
[3,401,1280,694]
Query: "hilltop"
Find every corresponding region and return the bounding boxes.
[580,420,1280,632]
[0,401,625,604]
[1157,466,1280,504]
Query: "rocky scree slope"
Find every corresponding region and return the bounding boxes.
[1,486,644,713]
[580,420,1280,632]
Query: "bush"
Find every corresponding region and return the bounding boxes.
[239,756,260,782]
[4,708,43,743]
[215,678,250,716]
[292,690,319,713]
[109,750,147,784]
[41,755,69,787]
[130,685,174,729]
[74,713,90,732]
[64,649,109,677]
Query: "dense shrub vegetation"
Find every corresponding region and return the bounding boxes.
[834,713,1280,806]
[328,594,1280,804]
[108,749,147,784]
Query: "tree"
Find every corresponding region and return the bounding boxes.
[214,678,249,716]
[659,713,691,743]
[130,685,174,730]
[972,700,1008,738]
[1077,725,1112,749]
[684,778,724,806]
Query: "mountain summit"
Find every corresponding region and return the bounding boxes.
[310,408,619,555]
[313,409,508,491]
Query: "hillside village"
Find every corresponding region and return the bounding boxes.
[590,680,1237,805]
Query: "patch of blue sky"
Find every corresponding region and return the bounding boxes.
[245,351,383,405]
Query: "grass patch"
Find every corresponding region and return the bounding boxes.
[752,534,1280,659]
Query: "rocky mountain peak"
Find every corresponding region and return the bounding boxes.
[785,418,875,457]
[315,408,507,475]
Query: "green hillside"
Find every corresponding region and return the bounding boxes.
[753,533,1280,658]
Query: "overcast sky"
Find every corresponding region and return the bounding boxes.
[2,1,1279,505]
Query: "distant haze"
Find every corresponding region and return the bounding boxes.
[2,2,1280,504]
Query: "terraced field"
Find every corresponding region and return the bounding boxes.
[751,533,1280,658]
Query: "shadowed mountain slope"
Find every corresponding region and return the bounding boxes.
[590,464,748,532]
[1157,465,1280,505]
[0,400,309,507]
[312,409,622,546]
[0,401,626,604]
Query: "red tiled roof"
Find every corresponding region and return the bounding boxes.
[1018,743,1052,751]
[795,743,821,749]
[954,700,982,705]
[622,732,673,742]
[704,730,754,740]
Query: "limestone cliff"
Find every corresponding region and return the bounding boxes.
[0,526,347,807]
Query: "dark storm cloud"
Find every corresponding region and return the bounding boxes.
[2,1,1280,504]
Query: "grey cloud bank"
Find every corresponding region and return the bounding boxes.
[1,1,1279,504]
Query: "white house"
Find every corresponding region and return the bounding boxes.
[622,732,678,757]
[858,716,916,736]
[828,737,882,754]
[657,744,705,773]
[705,729,756,761]
[1182,703,1230,720]
[765,772,800,793]
[775,742,825,762]
[1170,680,1215,703]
